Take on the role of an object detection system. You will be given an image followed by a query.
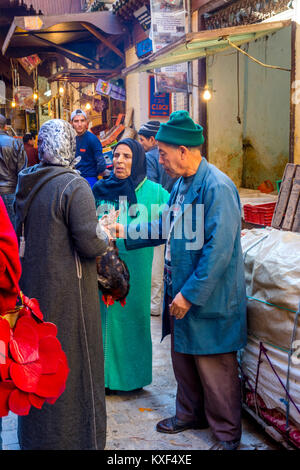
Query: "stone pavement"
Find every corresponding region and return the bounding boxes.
[1,316,279,450]
[105,316,279,450]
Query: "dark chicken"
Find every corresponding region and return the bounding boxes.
[96,240,130,306]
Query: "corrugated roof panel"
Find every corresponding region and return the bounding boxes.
[23,0,83,15]
[122,19,292,75]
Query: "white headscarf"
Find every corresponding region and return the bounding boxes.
[38,119,81,169]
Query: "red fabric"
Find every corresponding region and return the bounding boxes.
[0,381,15,417]
[246,391,300,448]
[24,143,39,167]
[0,305,69,416]
[28,393,45,409]
[8,389,32,416]
[38,336,62,374]
[9,316,40,364]
[0,199,70,416]
[0,196,22,314]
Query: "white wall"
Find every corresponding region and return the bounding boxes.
[125,47,171,131]
[206,26,291,188]
[242,28,291,188]
[206,50,244,187]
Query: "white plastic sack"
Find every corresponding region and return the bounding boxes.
[241,227,300,350]
[242,335,300,426]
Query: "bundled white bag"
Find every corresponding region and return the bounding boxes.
[241,227,300,427]
[241,227,300,350]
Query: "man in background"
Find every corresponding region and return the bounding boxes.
[138,120,178,317]
[23,132,39,167]
[0,114,27,228]
[71,109,107,188]
[138,120,178,193]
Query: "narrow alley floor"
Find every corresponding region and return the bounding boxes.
[1,316,280,451]
[105,316,280,450]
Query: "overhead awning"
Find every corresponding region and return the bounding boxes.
[48,67,122,83]
[122,19,292,75]
[2,12,127,67]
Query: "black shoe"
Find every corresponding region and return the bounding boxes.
[156,416,209,434]
[105,388,117,395]
[210,439,240,450]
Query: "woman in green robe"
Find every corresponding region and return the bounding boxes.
[93,139,169,392]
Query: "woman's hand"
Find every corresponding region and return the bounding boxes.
[97,209,120,241]
[100,209,120,227]
[96,222,113,241]
[169,292,192,320]
[107,223,125,239]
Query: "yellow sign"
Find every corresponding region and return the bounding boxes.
[24,16,44,31]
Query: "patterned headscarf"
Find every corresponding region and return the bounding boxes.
[38,119,80,169]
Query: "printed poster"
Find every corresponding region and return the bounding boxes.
[14,86,35,111]
[150,0,188,93]
[17,55,41,75]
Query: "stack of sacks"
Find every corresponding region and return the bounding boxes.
[241,227,300,444]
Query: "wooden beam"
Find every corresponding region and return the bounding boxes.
[48,67,122,83]
[96,34,124,56]
[192,0,229,14]
[80,22,124,61]
[272,164,297,228]
[2,20,16,54]
[0,55,33,87]
[30,33,99,66]
[52,68,116,75]
[14,29,85,35]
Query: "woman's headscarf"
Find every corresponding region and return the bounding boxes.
[38,119,80,169]
[92,138,147,206]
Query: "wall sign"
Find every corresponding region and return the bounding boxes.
[96,79,126,102]
[149,75,171,118]
[133,5,151,31]
[136,38,153,58]
[24,16,44,31]
[18,54,41,75]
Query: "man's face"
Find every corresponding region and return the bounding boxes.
[72,115,88,136]
[157,141,185,178]
[138,135,155,152]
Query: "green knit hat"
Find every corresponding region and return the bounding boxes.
[156,110,204,147]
